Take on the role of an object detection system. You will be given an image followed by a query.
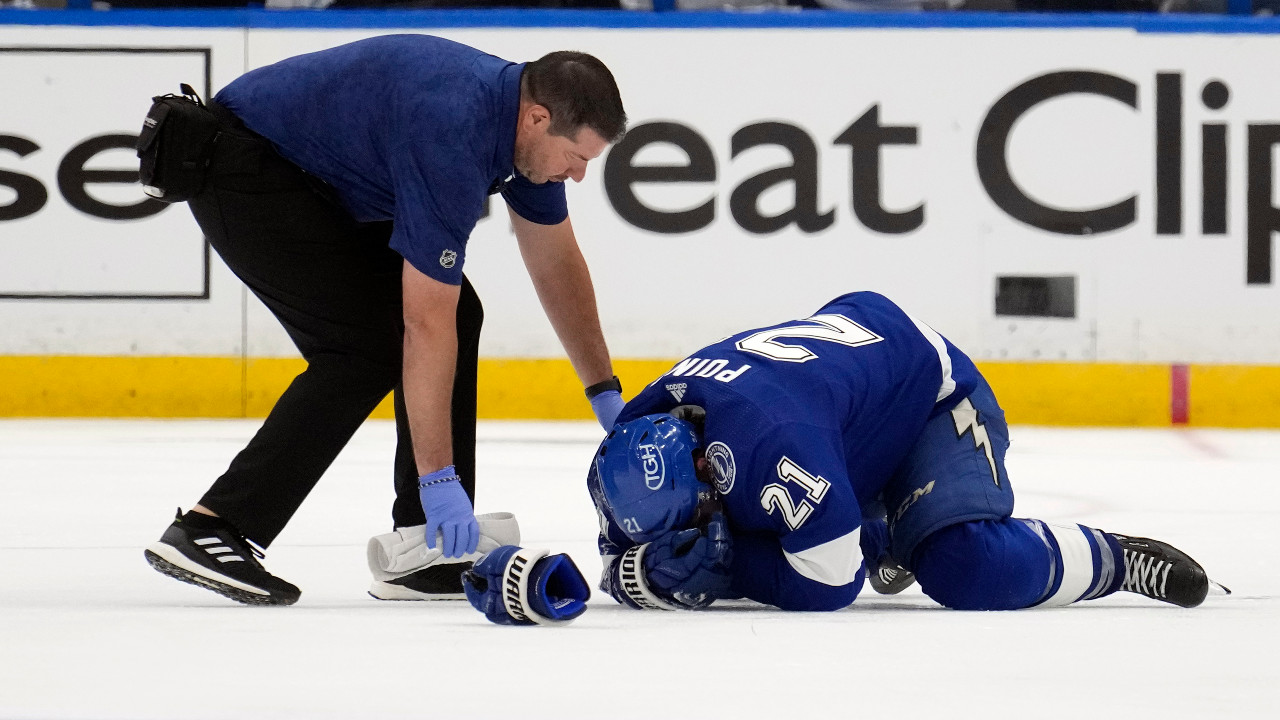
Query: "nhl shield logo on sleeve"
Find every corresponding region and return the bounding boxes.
[439,249,457,268]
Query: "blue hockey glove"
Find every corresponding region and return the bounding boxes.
[858,515,915,595]
[590,390,625,431]
[641,512,733,609]
[462,545,591,626]
[859,515,891,567]
[418,465,479,558]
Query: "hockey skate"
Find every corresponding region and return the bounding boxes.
[868,556,916,595]
[1112,534,1220,608]
[367,512,520,600]
[144,509,301,606]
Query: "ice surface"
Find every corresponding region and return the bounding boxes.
[1,419,1276,719]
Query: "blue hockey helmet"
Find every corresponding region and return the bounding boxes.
[591,413,708,544]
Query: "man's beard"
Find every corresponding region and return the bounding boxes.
[512,147,536,183]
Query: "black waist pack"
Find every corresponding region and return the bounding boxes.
[136,83,220,203]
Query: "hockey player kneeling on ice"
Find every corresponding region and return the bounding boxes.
[367,512,520,600]
[461,546,591,625]
[587,291,1228,612]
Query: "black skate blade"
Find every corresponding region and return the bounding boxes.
[145,549,297,606]
[1209,579,1232,596]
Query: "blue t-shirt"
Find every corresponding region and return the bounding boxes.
[596,291,981,610]
[215,34,569,284]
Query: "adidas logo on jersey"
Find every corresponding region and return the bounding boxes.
[665,383,688,401]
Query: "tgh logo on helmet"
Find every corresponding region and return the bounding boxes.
[638,442,665,490]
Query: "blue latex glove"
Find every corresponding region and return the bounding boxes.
[418,465,479,558]
[590,389,625,431]
[642,512,733,609]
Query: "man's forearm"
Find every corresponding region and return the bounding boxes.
[402,317,459,476]
[531,250,614,386]
[513,213,614,387]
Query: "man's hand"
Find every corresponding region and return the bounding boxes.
[585,375,624,430]
[589,389,624,430]
[418,465,479,558]
[642,513,734,609]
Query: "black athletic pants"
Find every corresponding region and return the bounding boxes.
[186,106,482,547]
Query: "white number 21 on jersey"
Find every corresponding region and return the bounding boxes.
[760,457,832,530]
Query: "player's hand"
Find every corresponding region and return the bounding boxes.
[590,389,624,431]
[670,404,707,433]
[859,514,890,568]
[418,466,479,558]
[642,512,733,609]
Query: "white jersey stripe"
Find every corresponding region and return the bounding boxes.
[783,528,863,587]
[905,313,957,404]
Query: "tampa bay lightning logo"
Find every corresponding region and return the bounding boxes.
[705,441,736,495]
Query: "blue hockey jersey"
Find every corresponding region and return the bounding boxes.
[596,291,981,611]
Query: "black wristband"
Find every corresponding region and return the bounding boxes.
[584,375,622,400]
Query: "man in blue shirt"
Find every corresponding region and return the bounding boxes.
[143,35,629,606]
[582,291,1221,613]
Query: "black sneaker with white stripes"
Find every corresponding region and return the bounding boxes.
[1112,534,1212,608]
[144,509,300,606]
